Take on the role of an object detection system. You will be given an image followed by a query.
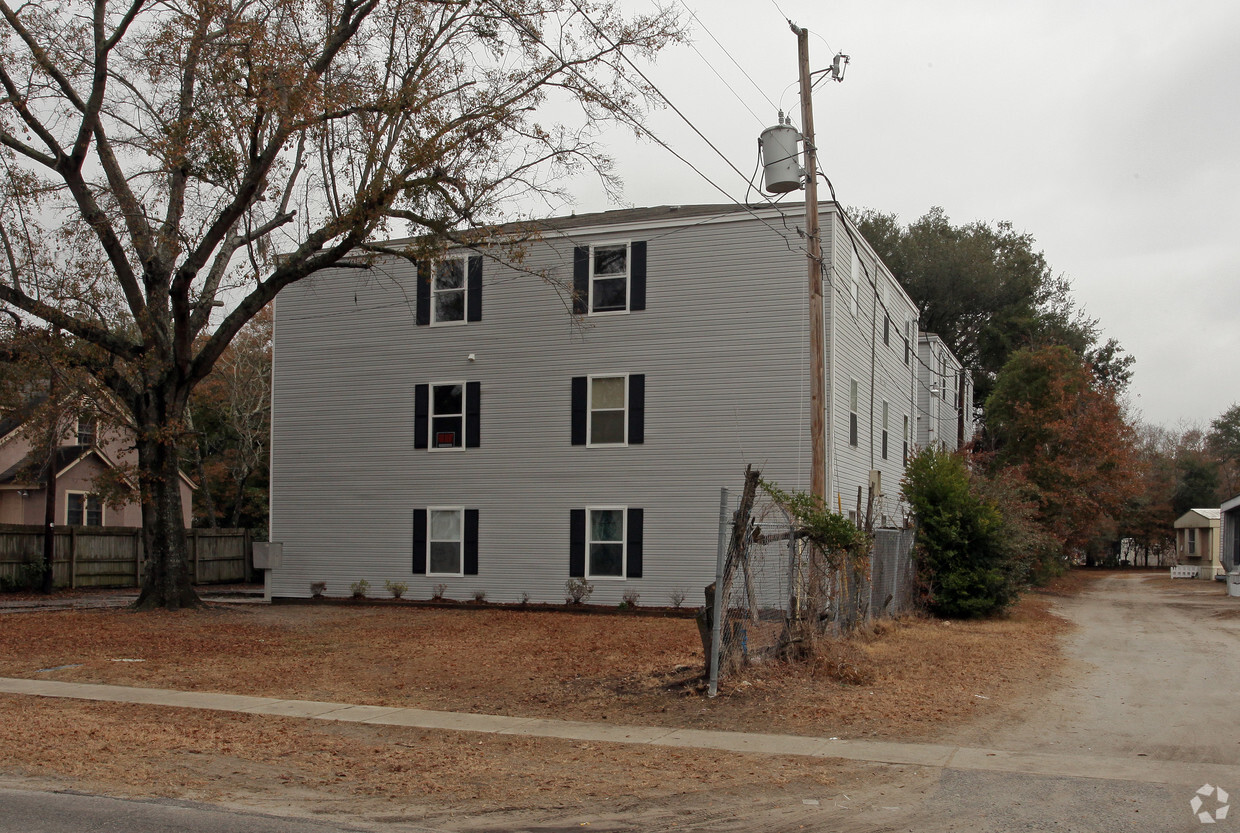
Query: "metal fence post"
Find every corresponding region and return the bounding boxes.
[708,487,729,698]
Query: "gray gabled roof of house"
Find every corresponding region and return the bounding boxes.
[1174,508,1221,528]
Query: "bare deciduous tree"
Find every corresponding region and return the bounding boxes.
[0,0,683,608]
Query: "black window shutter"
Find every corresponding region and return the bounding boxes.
[883,316,890,346]
[412,509,427,574]
[849,413,858,446]
[626,508,643,578]
[467,256,483,322]
[627,373,645,445]
[904,337,910,365]
[465,382,481,448]
[569,509,586,577]
[414,384,429,449]
[882,431,889,460]
[416,261,430,326]
[464,509,479,575]
[572,247,589,314]
[629,241,647,311]
[571,376,587,446]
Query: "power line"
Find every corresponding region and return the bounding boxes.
[683,38,766,128]
[565,0,766,202]
[679,2,779,113]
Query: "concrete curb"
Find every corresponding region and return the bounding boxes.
[1,676,1233,787]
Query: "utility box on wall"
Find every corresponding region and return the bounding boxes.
[252,542,283,570]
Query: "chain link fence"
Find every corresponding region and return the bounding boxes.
[703,478,918,696]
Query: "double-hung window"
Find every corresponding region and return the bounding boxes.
[903,415,910,465]
[428,507,464,575]
[571,374,645,446]
[432,383,463,449]
[431,258,467,325]
[850,250,860,317]
[849,380,859,447]
[415,382,481,449]
[587,507,625,578]
[76,416,97,446]
[1188,528,1197,555]
[591,245,628,313]
[412,507,479,575]
[66,492,103,526]
[416,256,482,325]
[573,242,647,315]
[589,376,626,445]
[569,507,643,580]
[881,401,889,460]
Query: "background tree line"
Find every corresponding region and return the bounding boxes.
[857,207,1237,616]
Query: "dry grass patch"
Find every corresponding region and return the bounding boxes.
[0,694,847,820]
[0,578,1080,742]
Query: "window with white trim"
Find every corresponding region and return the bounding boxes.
[590,244,629,314]
[587,506,626,578]
[431,258,467,325]
[66,492,103,526]
[903,415,910,465]
[588,375,627,446]
[76,416,97,446]
[849,379,859,447]
[1188,528,1197,555]
[428,507,464,575]
[881,401,889,460]
[431,383,464,449]
[850,250,860,316]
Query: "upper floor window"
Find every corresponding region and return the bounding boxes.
[572,374,645,447]
[76,416,97,446]
[591,245,629,313]
[414,382,481,450]
[849,379,859,447]
[573,242,647,315]
[416,256,482,325]
[432,259,467,325]
[881,401,889,460]
[431,383,464,449]
[850,250,861,317]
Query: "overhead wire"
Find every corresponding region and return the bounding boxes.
[682,37,767,128]
[679,2,780,113]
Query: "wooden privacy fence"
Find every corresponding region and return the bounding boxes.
[0,525,252,588]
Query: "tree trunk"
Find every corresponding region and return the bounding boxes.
[228,467,252,529]
[133,409,201,610]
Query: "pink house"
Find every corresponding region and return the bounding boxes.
[0,402,193,528]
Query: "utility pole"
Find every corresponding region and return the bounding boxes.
[795,23,827,505]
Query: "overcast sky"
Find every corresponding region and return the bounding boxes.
[545,0,1240,429]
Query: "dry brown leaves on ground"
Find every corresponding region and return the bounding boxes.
[0,582,1072,739]
[0,575,1084,819]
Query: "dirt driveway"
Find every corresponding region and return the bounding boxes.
[944,572,1240,766]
